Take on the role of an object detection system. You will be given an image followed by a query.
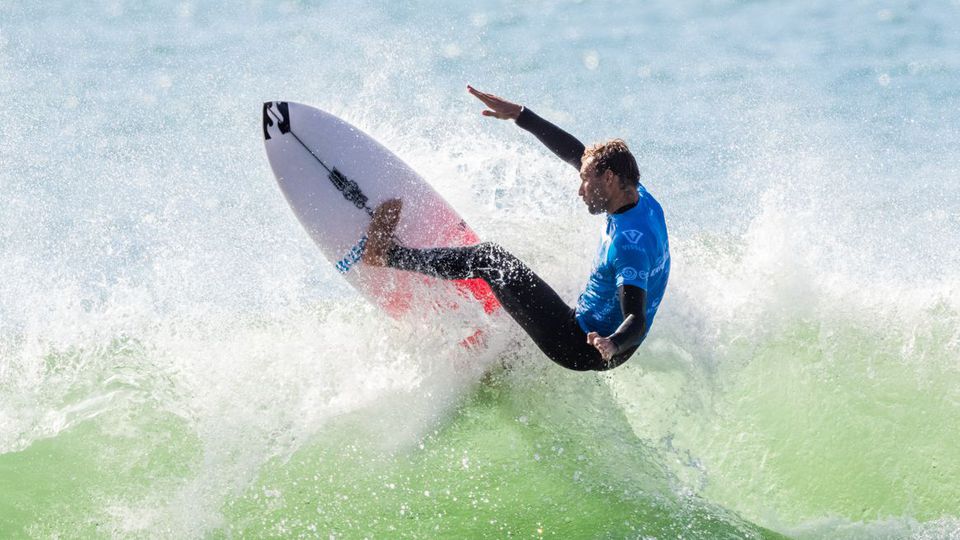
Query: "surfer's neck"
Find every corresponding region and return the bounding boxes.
[608,190,639,215]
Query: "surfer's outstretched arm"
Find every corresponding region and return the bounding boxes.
[468,85,585,170]
[515,108,585,170]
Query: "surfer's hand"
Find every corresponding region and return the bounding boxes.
[587,332,619,361]
[467,84,522,120]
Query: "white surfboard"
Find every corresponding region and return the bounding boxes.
[262,101,499,339]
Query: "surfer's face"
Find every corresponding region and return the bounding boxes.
[579,158,615,214]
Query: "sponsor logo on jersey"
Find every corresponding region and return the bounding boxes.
[619,266,650,282]
[649,251,670,276]
[622,229,644,243]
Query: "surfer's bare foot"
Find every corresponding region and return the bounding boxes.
[363,198,402,267]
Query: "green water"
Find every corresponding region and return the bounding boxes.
[221,370,782,539]
[2,300,959,539]
[0,407,200,537]
[3,310,959,538]
[1,359,783,539]
[701,322,960,525]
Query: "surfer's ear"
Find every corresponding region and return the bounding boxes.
[601,168,619,187]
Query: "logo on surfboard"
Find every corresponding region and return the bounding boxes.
[263,101,372,215]
[328,168,369,211]
[262,102,290,140]
[336,235,368,274]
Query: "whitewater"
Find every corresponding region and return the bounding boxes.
[1,1,959,538]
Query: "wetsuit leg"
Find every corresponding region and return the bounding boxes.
[386,242,605,371]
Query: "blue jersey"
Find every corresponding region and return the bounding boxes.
[575,185,670,337]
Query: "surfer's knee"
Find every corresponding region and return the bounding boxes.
[476,241,504,255]
[474,241,515,266]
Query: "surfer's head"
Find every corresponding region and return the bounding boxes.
[583,139,640,188]
[578,139,640,214]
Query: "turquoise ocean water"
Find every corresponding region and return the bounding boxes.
[2,1,959,538]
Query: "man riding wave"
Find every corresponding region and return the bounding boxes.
[363,85,670,371]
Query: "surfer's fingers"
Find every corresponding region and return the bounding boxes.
[475,93,500,109]
[481,96,521,119]
[467,85,494,104]
[467,84,493,98]
[487,94,511,108]
[470,87,506,109]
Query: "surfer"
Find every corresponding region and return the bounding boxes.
[363,85,670,371]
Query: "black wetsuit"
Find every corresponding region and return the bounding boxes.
[386,108,647,371]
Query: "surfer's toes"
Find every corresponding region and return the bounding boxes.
[363,198,403,267]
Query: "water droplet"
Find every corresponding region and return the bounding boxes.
[583,51,600,71]
[442,44,462,59]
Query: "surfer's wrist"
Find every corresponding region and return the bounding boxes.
[607,333,625,352]
[515,106,531,124]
